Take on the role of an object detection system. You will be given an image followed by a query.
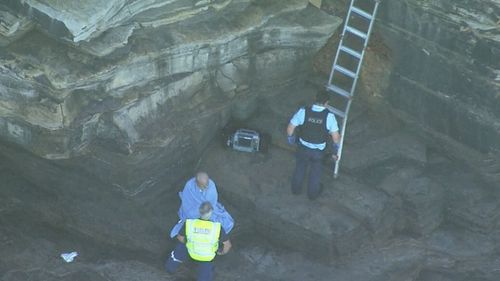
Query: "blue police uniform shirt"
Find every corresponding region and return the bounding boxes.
[290,104,339,150]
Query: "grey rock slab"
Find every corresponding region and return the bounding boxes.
[420,250,500,281]
[216,62,240,94]
[200,143,397,262]
[425,227,497,259]
[442,172,500,234]
[14,0,215,43]
[328,176,398,240]
[78,24,138,57]
[219,243,336,281]
[0,144,170,255]
[402,177,445,235]
[453,256,500,281]
[96,261,171,281]
[333,238,426,281]
[0,160,174,280]
[0,7,34,47]
[20,0,127,41]
[378,167,445,235]
[8,0,316,52]
[342,131,427,171]
[416,268,499,281]
[378,0,500,155]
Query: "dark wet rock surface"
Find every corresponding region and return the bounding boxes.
[2,82,498,281]
[373,0,500,174]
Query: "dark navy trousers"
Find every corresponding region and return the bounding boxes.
[165,243,214,281]
[291,144,324,200]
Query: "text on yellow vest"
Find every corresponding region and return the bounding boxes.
[185,219,221,262]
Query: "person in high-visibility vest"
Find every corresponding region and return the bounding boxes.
[166,201,232,281]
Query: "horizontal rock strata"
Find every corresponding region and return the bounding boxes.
[376,0,500,155]
[0,1,341,192]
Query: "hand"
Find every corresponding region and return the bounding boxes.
[331,154,338,161]
[332,143,339,154]
[331,143,339,160]
[287,135,296,145]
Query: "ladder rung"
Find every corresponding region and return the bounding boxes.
[345,26,368,39]
[326,105,346,118]
[351,6,373,20]
[339,45,362,59]
[334,65,357,78]
[327,84,351,98]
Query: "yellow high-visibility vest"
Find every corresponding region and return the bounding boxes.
[185,219,221,261]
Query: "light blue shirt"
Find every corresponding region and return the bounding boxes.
[170,177,234,237]
[290,105,339,150]
[181,178,218,219]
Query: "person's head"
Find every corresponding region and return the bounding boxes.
[315,91,330,106]
[199,201,213,220]
[195,172,209,190]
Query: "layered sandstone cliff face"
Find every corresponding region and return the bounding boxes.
[0,0,341,192]
[372,0,500,176]
[1,0,498,191]
[1,1,500,281]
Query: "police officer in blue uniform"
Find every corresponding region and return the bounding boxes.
[286,91,341,200]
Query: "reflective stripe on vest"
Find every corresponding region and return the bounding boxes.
[185,219,221,262]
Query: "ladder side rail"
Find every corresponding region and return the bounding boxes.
[352,1,380,78]
[327,0,357,87]
[327,39,346,87]
[333,0,381,178]
[334,99,353,178]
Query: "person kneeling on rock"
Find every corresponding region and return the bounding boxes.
[166,201,232,281]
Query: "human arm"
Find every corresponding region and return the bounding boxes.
[287,123,296,137]
[176,224,186,243]
[176,234,186,244]
[287,108,305,144]
[217,240,232,255]
[331,131,340,145]
[179,179,201,219]
[216,229,231,255]
[287,123,297,144]
[327,113,341,159]
[330,131,341,160]
[206,179,218,206]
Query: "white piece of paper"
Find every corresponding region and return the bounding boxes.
[61,251,78,263]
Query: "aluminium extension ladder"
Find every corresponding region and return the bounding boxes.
[326,0,381,178]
